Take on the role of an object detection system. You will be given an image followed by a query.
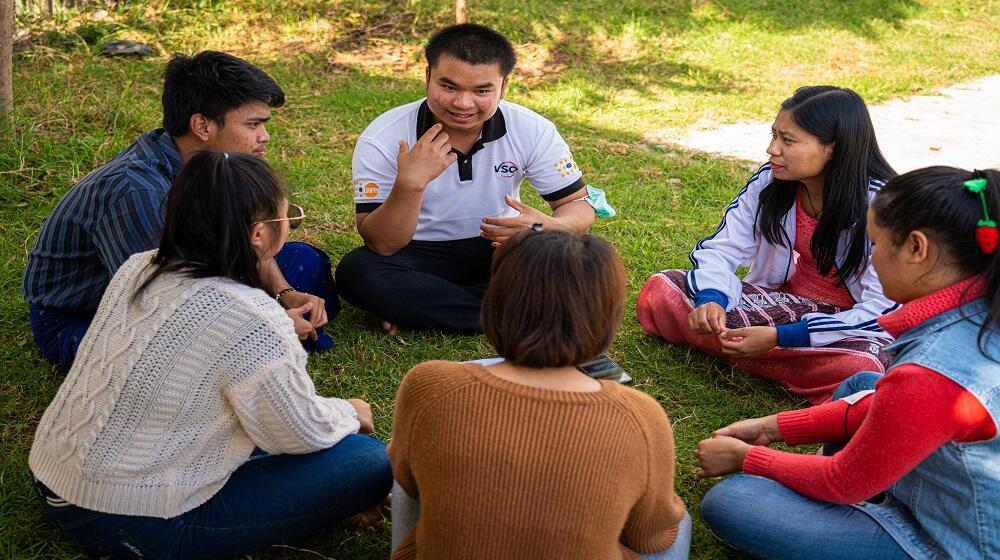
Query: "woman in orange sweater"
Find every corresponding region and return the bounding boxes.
[388,229,689,560]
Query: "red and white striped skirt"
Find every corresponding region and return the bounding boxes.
[637,269,891,404]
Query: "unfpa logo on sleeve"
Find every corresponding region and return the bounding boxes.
[494,161,519,178]
[554,156,579,178]
[355,181,380,198]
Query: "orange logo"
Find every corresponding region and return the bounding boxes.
[554,156,579,178]
[363,182,379,198]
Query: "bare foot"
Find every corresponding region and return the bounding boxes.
[339,495,392,532]
[339,507,385,533]
[380,319,399,336]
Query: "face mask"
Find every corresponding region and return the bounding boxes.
[582,185,616,218]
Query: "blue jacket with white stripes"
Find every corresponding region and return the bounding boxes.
[684,163,899,348]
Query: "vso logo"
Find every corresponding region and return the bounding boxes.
[494,161,519,178]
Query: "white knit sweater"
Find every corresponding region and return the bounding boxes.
[29,250,360,518]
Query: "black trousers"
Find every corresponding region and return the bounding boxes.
[335,237,494,332]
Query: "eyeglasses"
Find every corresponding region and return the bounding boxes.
[254,204,306,230]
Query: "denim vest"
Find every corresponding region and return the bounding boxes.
[854,298,1000,560]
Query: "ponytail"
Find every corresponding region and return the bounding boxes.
[132,151,285,302]
[872,167,1000,358]
[977,169,1000,354]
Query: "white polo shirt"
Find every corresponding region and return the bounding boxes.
[352,99,585,241]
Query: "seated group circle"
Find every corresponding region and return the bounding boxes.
[23,22,1000,560]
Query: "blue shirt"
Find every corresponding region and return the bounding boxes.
[23,129,182,311]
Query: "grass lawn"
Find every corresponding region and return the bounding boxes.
[3,0,999,558]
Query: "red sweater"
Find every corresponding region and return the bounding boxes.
[779,190,855,310]
[743,276,996,504]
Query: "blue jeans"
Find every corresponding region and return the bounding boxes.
[640,512,691,560]
[701,475,909,560]
[29,241,339,371]
[822,370,884,456]
[35,434,391,560]
[830,370,883,401]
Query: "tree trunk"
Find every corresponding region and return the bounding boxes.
[455,0,466,23]
[0,0,14,118]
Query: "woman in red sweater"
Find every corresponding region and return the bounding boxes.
[694,166,1000,560]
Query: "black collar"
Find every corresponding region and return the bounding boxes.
[415,100,507,182]
[415,100,507,142]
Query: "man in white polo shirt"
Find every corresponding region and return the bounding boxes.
[335,23,596,333]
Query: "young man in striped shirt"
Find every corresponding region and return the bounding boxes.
[23,51,339,371]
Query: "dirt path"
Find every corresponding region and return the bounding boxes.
[655,76,1000,173]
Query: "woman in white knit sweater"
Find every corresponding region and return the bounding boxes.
[29,151,392,559]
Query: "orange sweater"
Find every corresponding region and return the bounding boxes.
[388,361,686,560]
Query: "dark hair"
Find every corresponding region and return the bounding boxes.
[425,23,516,77]
[133,151,285,299]
[481,230,626,368]
[162,51,285,137]
[758,85,896,282]
[872,166,1000,356]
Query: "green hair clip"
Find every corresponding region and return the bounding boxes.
[964,177,998,254]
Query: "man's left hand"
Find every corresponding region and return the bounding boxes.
[480,195,550,246]
[279,290,328,328]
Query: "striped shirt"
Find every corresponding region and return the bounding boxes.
[23,129,182,311]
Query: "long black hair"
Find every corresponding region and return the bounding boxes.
[757,86,896,282]
[872,166,1000,356]
[133,150,285,299]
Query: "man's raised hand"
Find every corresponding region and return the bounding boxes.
[396,123,458,191]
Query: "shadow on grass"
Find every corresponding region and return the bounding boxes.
[697,0,920,34]
[466,0,923,40]
[16,0,927,114]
